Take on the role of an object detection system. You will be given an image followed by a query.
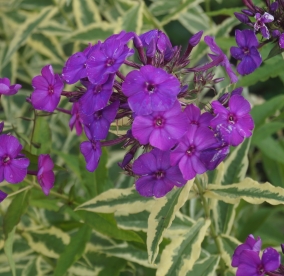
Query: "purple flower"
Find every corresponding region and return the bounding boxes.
[122,65,180,115]
[0,134,30,184]
[79,73,115,116]
[279,33,284,48]
[132,148,186,198]
[31,65,64,112]
[0,190,7,202]
[80,128,102,172]
[132,101,188,151]
[230,30,262,75]
[62,43,99,84]
[204,36,238,83]
[0,78,21,97]
[86,31,134,84]
[170,125,217,180]
[69,102,83,136]
[81,101,119,140]
[37,154,55,196]
[218,87,243,107]
[232,234,262,267]
[236,248,280,276]
[254,12,274,39]
[211,95,254,146]
[184,104,213,127]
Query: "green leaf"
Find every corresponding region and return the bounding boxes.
[206,7,240,16]
[76,187,154,214]
[2,6,55,67]
[264,43,284,61]
[255,136,284,165]
[73,0,101,28]
[186,255,220,276]
[221,138,251,185]
[31,115,51,155]
[77,211,144,243]
[205,177,284,205]
[63,23,114,43]
[147,180,194,263]
[3,189,30,238]
[156,218,211,276]
[4,228,16,276]
[251,95,284,129]
[160,0,203,26]
[22,226,70,258]
[119,2,144,33]
[54,225,92,276]
[262,153,284,188]
[252,122,284,145]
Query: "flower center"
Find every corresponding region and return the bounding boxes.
[48,84,54,95]
[242,47,250,55]
[146,82,156,94]
[94,85,102,94]
[154,117,164,127]
[94,110,103,120]
[155,170,165,179]
[106,58,115,67]
[228,113,237,124]
[186,145,195,156]
[191,120,199,126]
[2,154,11,165]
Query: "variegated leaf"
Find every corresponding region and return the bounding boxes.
[147,180,194,263]
[186,255,220,276]
[76,186,154,214]
[22,227,70,258]
[2,6,56,67]
[205,177,284,205]
[156,218,211,276]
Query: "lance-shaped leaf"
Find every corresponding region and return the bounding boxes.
[73,0,101,28]
[213,138,251,235]
[76,187,154,214]
[2,6,56,67]
[147,180,194,264]
[54,225,92,276]
[186,255,220,276]
[94,243,158,269]
[4,228,16,276]
[205,177,284,205]
[118,2,144,33]
[156,218,211,276]
[220,234,240,270]
[22,227,70,258]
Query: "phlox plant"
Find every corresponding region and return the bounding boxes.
[0,0,284,275]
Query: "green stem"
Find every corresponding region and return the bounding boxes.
[30,110,37,152]
[26,179,80,206]
[195,177,226,271]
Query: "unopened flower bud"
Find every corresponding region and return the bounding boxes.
[241,9,255,16]
[213,77,225,84]
[270,1,278,12]
[189,31,203,47]
[234,12,250,24]
[281,244,284,254]
[272,30,281,37]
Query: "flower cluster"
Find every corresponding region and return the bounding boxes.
[0,118,55,201]
[25,29,254,198]
[232,234,283,276]
[232,0,284,75]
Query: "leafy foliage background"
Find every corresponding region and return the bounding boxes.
[0,0,284,275]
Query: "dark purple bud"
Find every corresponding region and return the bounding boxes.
[270,1,279,12]
[0,191,7,203]
[189,31,203,47]
[218,93,230,105]
[272,30,281,37]
[119,152,134,168]
[133,34,143,48]
[0,122,4,133]
[146,39,156,58]
[234,12,250,24]
[281,244,284,254]
[241,9,255,16]
[231,87,243,96]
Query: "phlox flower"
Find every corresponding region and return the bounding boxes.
[0,78,21,97]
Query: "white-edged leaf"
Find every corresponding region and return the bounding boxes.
[156,218,211,276]
[147,180,194,263]
[76,186,154,214]
[205,177,284,205]
[4,228,16,276]
[186,255,220,276]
